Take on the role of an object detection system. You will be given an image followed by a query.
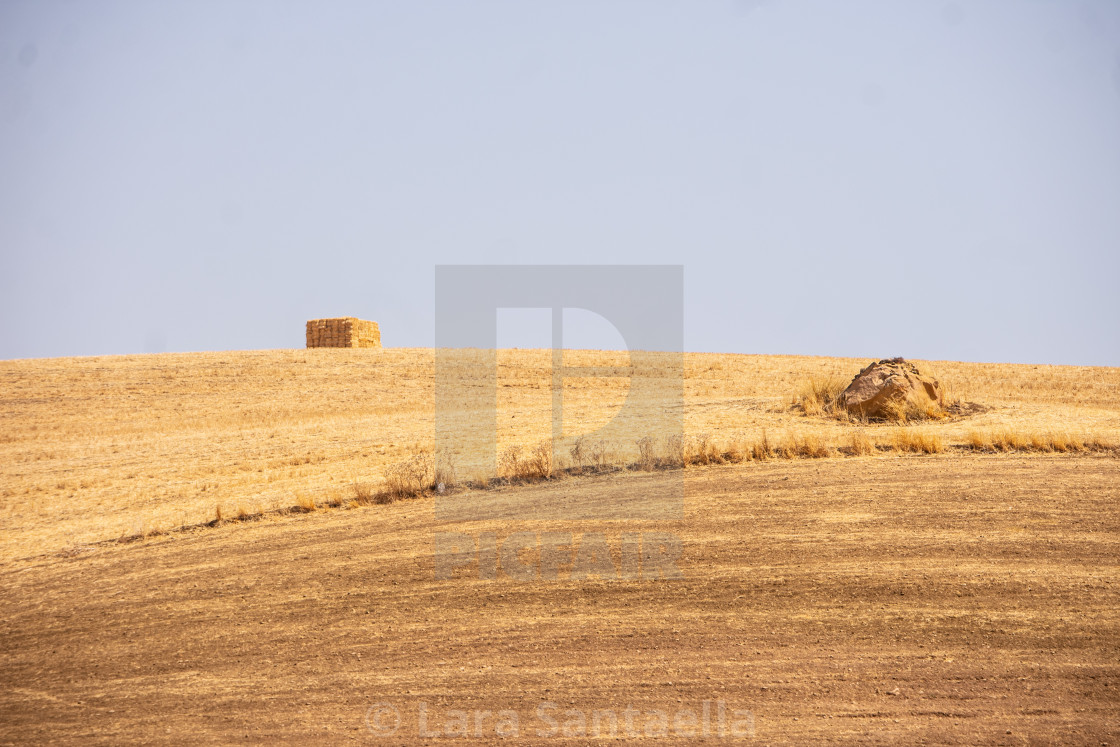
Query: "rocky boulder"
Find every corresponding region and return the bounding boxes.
[838,358,943,419]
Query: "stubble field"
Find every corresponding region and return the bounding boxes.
[1,349,1118,743]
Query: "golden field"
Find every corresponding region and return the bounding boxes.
[2,348,1120,743]
[0,348,1117,564]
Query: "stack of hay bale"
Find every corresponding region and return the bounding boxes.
[305,318,381,348]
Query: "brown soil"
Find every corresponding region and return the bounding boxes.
[2,453,1117,744]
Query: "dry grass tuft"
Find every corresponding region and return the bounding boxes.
[848,430,877,456]
[791,376,848,418]
[967,430,992,451]
[1029,432,1053,452]
[351,481,376,504]
[891,429,945,454]
[799,433,831,458]
[750,431,773,461]
[295,493,317,512]
[1085,434,1117,452]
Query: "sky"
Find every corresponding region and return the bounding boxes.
[1,0,1118,365]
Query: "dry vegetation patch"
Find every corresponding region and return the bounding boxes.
[966,428,1116,454]
[1,349,1118,560]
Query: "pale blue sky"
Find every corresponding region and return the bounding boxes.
[2,1,1118,364]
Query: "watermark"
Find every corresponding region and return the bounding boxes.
[434,531,682,581]
[365,699,754,739]
[434,265,684,522]
[433,265,684,580]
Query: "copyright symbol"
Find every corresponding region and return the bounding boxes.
[365,702,401,736]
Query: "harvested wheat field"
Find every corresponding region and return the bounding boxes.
[1,349,1119,743]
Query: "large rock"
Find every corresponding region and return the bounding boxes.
[838,358,943,419]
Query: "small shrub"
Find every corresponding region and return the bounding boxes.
[662,434,685,468]
[636,436,656,471]
[528,440,554,480]
[588,440,613,472]
[498,445,526,481]
[384,450,434,497]
[569,437,586,473]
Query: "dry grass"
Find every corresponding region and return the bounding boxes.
[891,429,945,454]
[848,430,878,456]
[686,433,726,465]
[966,429,1116,454]
[880,390,948,423]
[80,419,1120,546]
[1,348,1118,561]
[750,431,774,461]
[775,433,832,459]
[635,436,657,471]
[383,450,434,499]
[791,375,848,417]
[351,481,375,503]
[498,441,557,482]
